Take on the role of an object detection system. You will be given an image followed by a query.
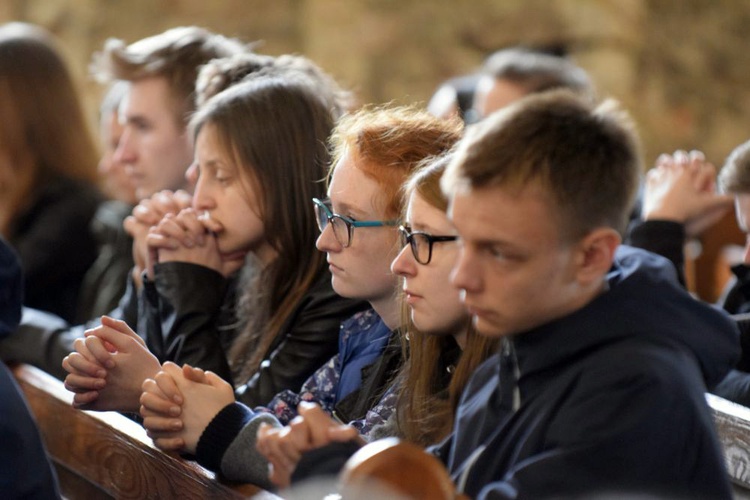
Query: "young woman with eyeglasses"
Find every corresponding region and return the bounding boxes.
[136,107,461,488]
[61,65,367,413]
[252,154,500,490]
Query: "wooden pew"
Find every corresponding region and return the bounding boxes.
[337,394,750,499]
[708,393,750,499]
[11,363,276,500]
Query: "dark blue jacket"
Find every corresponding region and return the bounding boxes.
[0,238,60,499]
[432,245,738,499]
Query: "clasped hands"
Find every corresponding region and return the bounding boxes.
[123,189,244,286]
[139,362,363,488]
[64,320,360,490]
[642,150,733,238]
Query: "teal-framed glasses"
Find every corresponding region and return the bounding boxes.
[399,224,458,265]
[313,197,398,248]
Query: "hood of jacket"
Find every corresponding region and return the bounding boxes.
[514,245,739,391]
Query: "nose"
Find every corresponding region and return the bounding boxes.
[114,127,137,165]
[316,221,342,253]
[390,244,416,277]
[185,163,199,186]
[450,245,482,297]
[191,171,216,211]
[98,153,114,175]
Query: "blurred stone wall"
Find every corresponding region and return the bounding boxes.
[2,0,749,299]
[2,0,749,166]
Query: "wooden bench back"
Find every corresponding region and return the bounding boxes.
[708,393,750,499]
[18,363,749,500]
[11,363,272,500]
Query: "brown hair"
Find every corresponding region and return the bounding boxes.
[396,155,499,446]
[482,47,594,101]
[329,106,463,219]
[194,51,352,120]
[194,52,275,107]
[190,70,334,383]
[0,22,99,228]
[91,26,245,127]
[443,90,641,241]
[719,140,750,194]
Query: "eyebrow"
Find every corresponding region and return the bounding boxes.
[330,199,372,219]
[410,220,453,234]
[124,114,150,127]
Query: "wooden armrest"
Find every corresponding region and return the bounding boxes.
[11,362,269,499]
[340,437,466,500]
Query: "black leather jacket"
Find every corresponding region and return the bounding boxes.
[139,260,368,407]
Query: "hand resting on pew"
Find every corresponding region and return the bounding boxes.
[62,315,160,412]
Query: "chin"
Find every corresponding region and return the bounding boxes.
[472,316,507,338]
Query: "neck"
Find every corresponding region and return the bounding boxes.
[370,296,400,331]
[452,329,467,350]
[254,242,279,268]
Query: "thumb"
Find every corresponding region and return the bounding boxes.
[707,193,734,208]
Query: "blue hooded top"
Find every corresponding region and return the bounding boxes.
[0,238,60,499]
[433,245,739,499]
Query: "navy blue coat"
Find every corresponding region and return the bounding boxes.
[0,238,60,499]
[432,246,738,499]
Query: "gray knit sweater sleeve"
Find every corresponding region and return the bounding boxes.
[220,412,281,489]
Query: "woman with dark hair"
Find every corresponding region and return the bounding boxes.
[61,66,365,411]
[0,22,101,322]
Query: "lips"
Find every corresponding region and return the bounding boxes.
[327,260,344,273]
[463,303,491,319]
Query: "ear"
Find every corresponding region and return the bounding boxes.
[573,228,621,285]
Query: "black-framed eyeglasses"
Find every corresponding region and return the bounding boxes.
[313,197,399,248]
[399,224,458,265]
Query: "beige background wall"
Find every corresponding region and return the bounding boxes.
[2,0,749,299]
[1,0,749,170]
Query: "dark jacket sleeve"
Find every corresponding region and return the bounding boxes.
[235,273,368,408]
[11,178,102,322]
[0,275,139,380]
[138,261,234,382]
[626,220,686,287]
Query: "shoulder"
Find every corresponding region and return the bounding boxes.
[23,175,102,225]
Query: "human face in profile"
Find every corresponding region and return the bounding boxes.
[98,104,136,204]
[316,150,400,323]
[391,191,468,345]
[191,123,272,264]
[115,77,193,200]
[449,183,587,337]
